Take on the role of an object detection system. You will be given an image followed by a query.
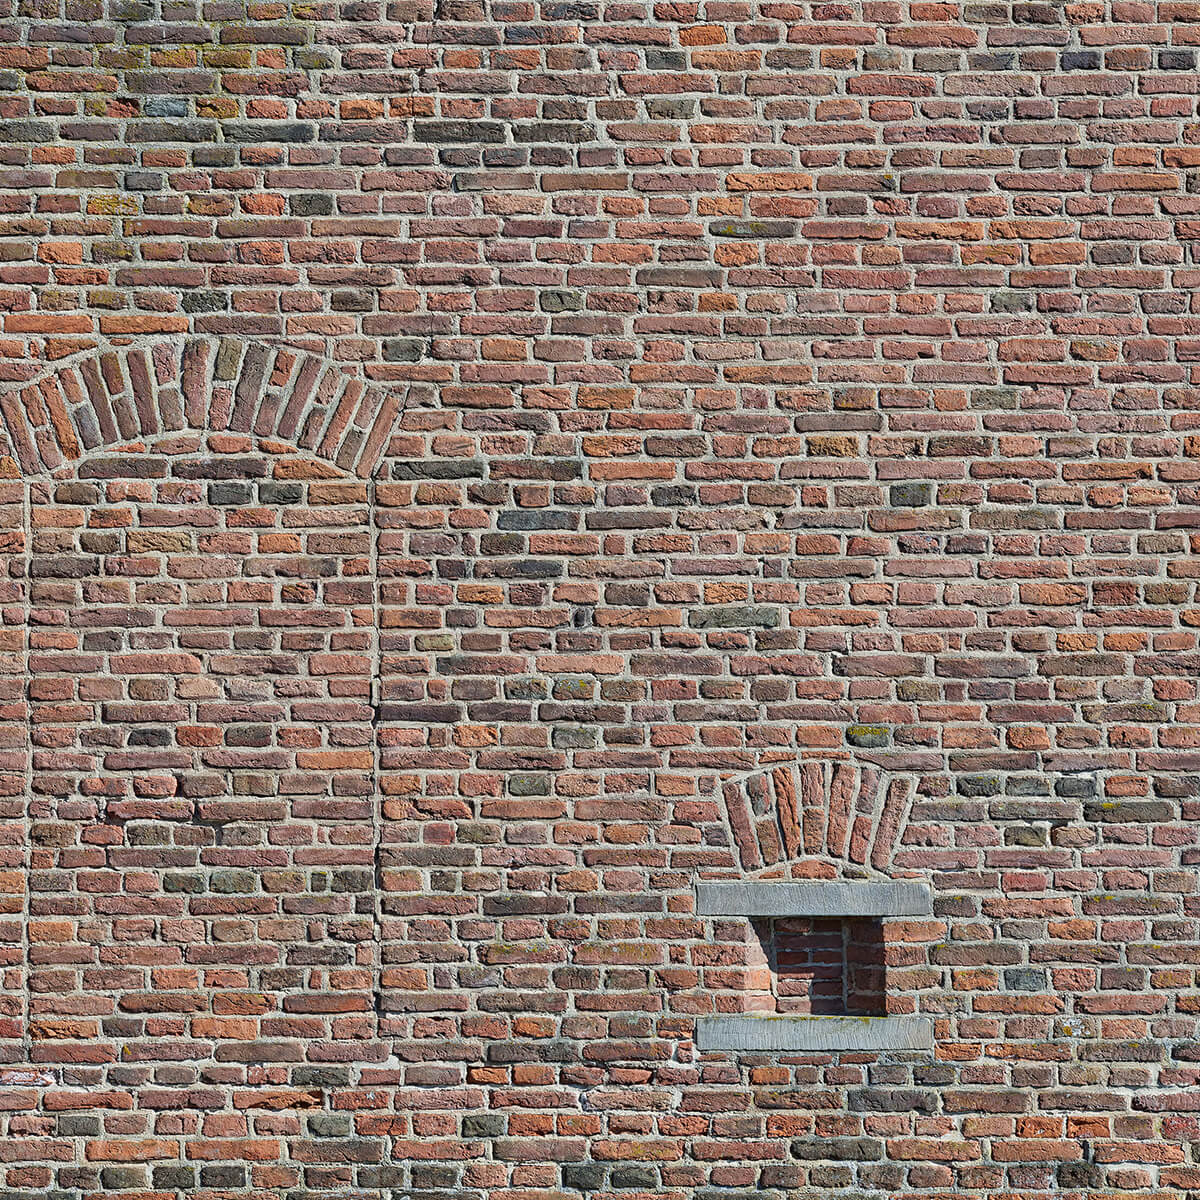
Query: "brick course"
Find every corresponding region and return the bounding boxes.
[0,1,1199,1197]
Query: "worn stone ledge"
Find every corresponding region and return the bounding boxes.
[695,880,932,918]
[696,1015,934,1053]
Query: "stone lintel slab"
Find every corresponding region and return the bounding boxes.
[696,1014,934,1053]
[695,879,932,918]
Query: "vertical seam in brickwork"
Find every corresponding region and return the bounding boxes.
[840,916,849,1017]
[20,477,29,1072]
[368,466,383,1054]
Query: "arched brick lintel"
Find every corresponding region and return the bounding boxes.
[722,762,918,880]
[0,337,405,479]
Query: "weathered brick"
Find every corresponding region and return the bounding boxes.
[0,3,1192,1193]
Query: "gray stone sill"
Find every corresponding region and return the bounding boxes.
[695,879,931,918]
[696,1014,933,1053]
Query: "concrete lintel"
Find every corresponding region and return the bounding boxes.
[697,1014,933,1054]
[695,879,932,918]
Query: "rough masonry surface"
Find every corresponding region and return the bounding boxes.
[0,1,1197,1198]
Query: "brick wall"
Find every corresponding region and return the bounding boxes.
[0,1,1198,1196]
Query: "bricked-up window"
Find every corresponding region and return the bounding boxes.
[770,915,887,1016]
[698,885,935,1050]
[27,441,380,1082]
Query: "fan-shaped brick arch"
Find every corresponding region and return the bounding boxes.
[0,338,406,479]
[722,761,918,879]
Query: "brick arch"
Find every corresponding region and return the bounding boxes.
[720,761,918,880]
[0,337,406,479]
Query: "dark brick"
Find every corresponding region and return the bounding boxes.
[222,121,314,142]
[383,337,426,362]
[415,121,507,143]
[889,481,933,507]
